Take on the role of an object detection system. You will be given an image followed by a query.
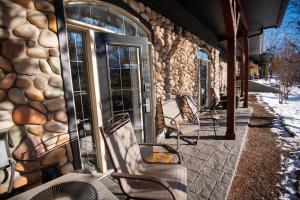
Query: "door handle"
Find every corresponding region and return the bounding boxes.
[143,98,150,113]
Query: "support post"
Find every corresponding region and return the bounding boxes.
[243,35,249,108]
[221,0,237,139]
[240,50,244,97]
[226,36,236,139]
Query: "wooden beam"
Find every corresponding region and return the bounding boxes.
[236,0,249,32]
[218,32,245,41]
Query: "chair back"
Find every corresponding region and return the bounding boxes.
[183,95,199,115]
[161,99,182,127]
[101,114,142,175]
[211,88,220,108]
[0,132,10,169]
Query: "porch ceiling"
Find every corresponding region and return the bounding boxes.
[139,0,288,48]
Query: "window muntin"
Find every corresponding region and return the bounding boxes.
[65,3,147,37]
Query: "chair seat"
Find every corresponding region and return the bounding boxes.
[199,113,220,120]
[128,163,187,200]
[168,121,200,135]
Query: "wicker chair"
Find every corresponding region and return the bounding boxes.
[161,98,201,149]
[100,113,187,200]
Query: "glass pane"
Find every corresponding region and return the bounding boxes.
[110,68,121,89]
[65,4,147,38]
[109,9,124,34]
[67,30,97,168]
[137,26,147,38]
[91,5,109,28]
[197,50,209,60]
[107,45,119,69]
[122,90,133,110]
[111,90,123,111]
[119,46,130,69]
[124,16,137,37]
[128,47,139,69]
[65,4,92,25]
[121,69,139,89]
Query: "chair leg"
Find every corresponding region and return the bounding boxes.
[197,130,200,145]
[213,119,217,136]
[177,131,180,150]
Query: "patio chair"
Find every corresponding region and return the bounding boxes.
[100,113,187,200]
[0,131,16,195]
[181,94,220,136]
[161,98,200,149]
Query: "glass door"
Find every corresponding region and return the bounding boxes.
[95,33,152,143]
[199,60,208,110]
[67,30,98,168]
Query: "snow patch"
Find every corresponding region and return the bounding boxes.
[255,88,300,199]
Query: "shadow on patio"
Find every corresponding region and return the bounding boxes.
[100,107,252,200]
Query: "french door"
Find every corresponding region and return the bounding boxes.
[95,33,152,143]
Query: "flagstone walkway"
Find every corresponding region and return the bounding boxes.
[101,107,252,200]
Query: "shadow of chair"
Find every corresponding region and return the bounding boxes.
[100,113,187,200]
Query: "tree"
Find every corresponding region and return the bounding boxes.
[263,0,300,103]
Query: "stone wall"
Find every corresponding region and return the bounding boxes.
[0,0,73,194]
[0,0,228,194]
[124,0,227,133]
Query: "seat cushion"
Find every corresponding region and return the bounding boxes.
[126,163,187,200]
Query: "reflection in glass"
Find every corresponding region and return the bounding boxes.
[124,15,136,36]
[111,91,123,111]
[110,68,121,89]
[91,5,109,28]
[109,10,125,34]
[119,46,130,69]
[65,4,147,37]
[107,45,119,69]
[106,44,143,136]
[67,31,97,168]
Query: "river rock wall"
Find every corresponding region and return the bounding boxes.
[0,0,73,194]
[124,0,227,133]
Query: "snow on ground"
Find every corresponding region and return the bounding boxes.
[254,80,300,199]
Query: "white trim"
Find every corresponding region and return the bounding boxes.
[86,29,107,172]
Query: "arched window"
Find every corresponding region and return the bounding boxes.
[65,3,147,37]
[197,50,209,60]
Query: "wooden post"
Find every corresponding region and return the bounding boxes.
[221,0,237,139]
[226,36,236,139]
[240,49,244,97]
[243,35,249,108]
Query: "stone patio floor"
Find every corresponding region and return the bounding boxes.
[101,107,252,200]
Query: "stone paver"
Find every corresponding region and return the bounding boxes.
[100,108,252,200]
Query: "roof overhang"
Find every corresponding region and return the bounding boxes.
[139,0,289,51]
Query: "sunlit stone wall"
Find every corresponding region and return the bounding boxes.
[0,0,73,194]
[124,0,227,134]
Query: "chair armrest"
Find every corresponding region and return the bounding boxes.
[161,115,180,130]
[180,111,200,125]
[111,172,176,200]
[139,143,181,164]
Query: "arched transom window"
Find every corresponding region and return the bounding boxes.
[65,3,147,37]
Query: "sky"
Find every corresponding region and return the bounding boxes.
[264,0,300,52]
